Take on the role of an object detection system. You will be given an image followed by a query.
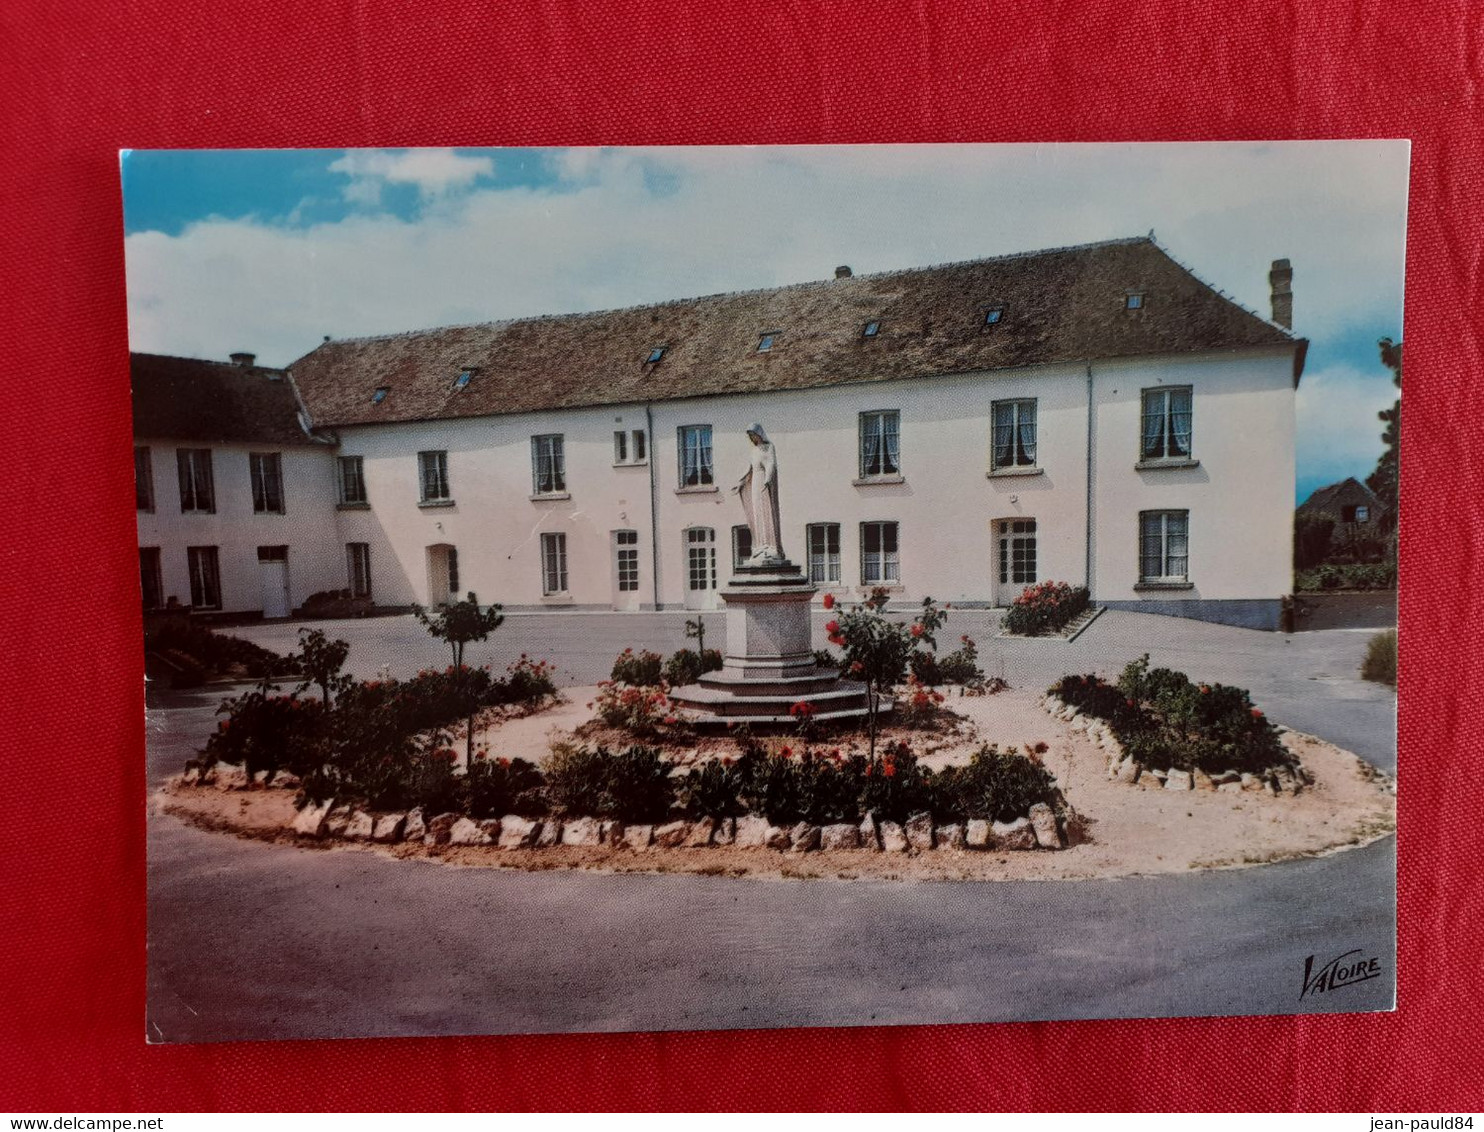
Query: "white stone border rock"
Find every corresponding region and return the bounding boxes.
[1039,692,1312,796]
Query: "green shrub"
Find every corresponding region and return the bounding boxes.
[812,648,842,671]
[1003,581,1090,636]
[662,647,723,686]
[937,635,985,686]
[926,745,1059,823]
[544,743,610,818]
[145,617,291,678]
[610,648,664,685]
[857,742,930,824]
[681,759,745,820]
[602,746,676,824]
[499,655,558,705]
[1295,562,1397,591]
[1362,629,1398,687]
[201,688,327,783]
[736,749,803,825]
[795,751,863,825]
[466,756,545,818]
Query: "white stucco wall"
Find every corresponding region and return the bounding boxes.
[135,439,343,614]
[1089,347,1296,605]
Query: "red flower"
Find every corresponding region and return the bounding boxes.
[822,593,836,610]
[882,762,897,778]
[780,745,793,758]
[910,624,924,638]
[1251,708,1264,719]
[722,756,733,767]
[863,763,873,777]
[824,620,840,635]
[496,757,510,767]
[829,633,846,647]
[663,715,678,725]
[850,661,864,674]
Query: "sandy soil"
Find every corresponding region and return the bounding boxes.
[158,688,1396,883]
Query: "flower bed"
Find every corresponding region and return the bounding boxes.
[1001,581,1091,637]
[1044,656,1308,794]
[180,734,1074,854]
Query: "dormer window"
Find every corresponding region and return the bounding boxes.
[645,346,667,365]
[371,387,389,404]
[453,368,477,390]
[756,333,776,353]
[862,320,881,338]
[1126,292,1145,310]
[983,307,1005,326]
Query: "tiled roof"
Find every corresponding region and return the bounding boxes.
[289,237,1303,428]
[1299,477,1380,514]
[131,353,315,446]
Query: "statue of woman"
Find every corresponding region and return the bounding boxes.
[732,422,784,562]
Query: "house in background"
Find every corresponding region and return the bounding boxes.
[1298,477,1385,530]
[132,352,343,617]
[133,236,1307,629]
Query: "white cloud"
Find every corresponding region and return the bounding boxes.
[327,148,495,204]
[1295,361,1397,494]
[125,143,1409,376]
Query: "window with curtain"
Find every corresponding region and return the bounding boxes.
[678,425,713,487]
[1139,510,1190,582]
[346,543,372,598]
[176,448,215,513]
[249,452,284,513]
[532,434,566,494]
[540,532,568,594]
[338,456,366,505]
[418,451,450,502]
[187,545,221,609]
[859,411,900,478]
[806,523,841,584]
[991,399,1037,468]
[135,446,154,512]
[861,520,900,584]
[1140,387,1194,460]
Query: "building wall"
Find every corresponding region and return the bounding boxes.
[135,438,343,614]
[321,345,1295,623]
[1089,348,1296,627]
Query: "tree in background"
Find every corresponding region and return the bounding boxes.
[1367,337,1401,534]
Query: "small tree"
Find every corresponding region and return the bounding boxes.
[412,593,506,763]
[294,627,352,709]
[684,615,707,659]
[828,589,945,764]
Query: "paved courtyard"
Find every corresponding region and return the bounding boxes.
[146,608,1397,1042]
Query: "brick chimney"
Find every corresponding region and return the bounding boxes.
[834,265,852,279]
[1268,259,1293,329]
[229,351,256,367]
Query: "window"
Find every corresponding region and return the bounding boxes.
[646,346,666,364]
[859,410,901,478]
[139,547,163,610]
[1126,292,1145,310]
[135,446,154,512]
[371,387,388,404]
[338,455,367,505]
[250,452,285,513]
[257,545,287,562]
[732,524,753,568]
[1140,510,1190,583]
[984,306,1005,326]
[186,546,222,609]
[998,519,1038,585]
[615,530,640,592]
[861,521,900,585]
[686,527,717,591]
[454,368,476,391]
[862,320,881,338]
[806,522,841,584]
[531,434,566,494]
[756,334,776,353]
[540,532,568,595]
[614,429,648,465]
[678,425,714,487]
[1355,505,1370,523]
[1140,386,1194,461]
[446,546,460,596]
[991,399,1038,469]
[176,449,215,513]
[346,543,372,599]
[418,450,450,502]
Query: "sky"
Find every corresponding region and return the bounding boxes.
[120,143,1409,502]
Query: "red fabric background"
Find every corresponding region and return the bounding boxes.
[0,0,1475,1112]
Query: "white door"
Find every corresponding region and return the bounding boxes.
[259,557,291,618]
[995,518,1037,606]
[612,530,642,611]
[683,527,718,610]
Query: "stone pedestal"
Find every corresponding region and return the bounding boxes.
[668,558,885,727]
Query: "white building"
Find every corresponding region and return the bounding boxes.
[134,237,1306,629]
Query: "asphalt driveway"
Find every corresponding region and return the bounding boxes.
[146,609,1397,1042]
